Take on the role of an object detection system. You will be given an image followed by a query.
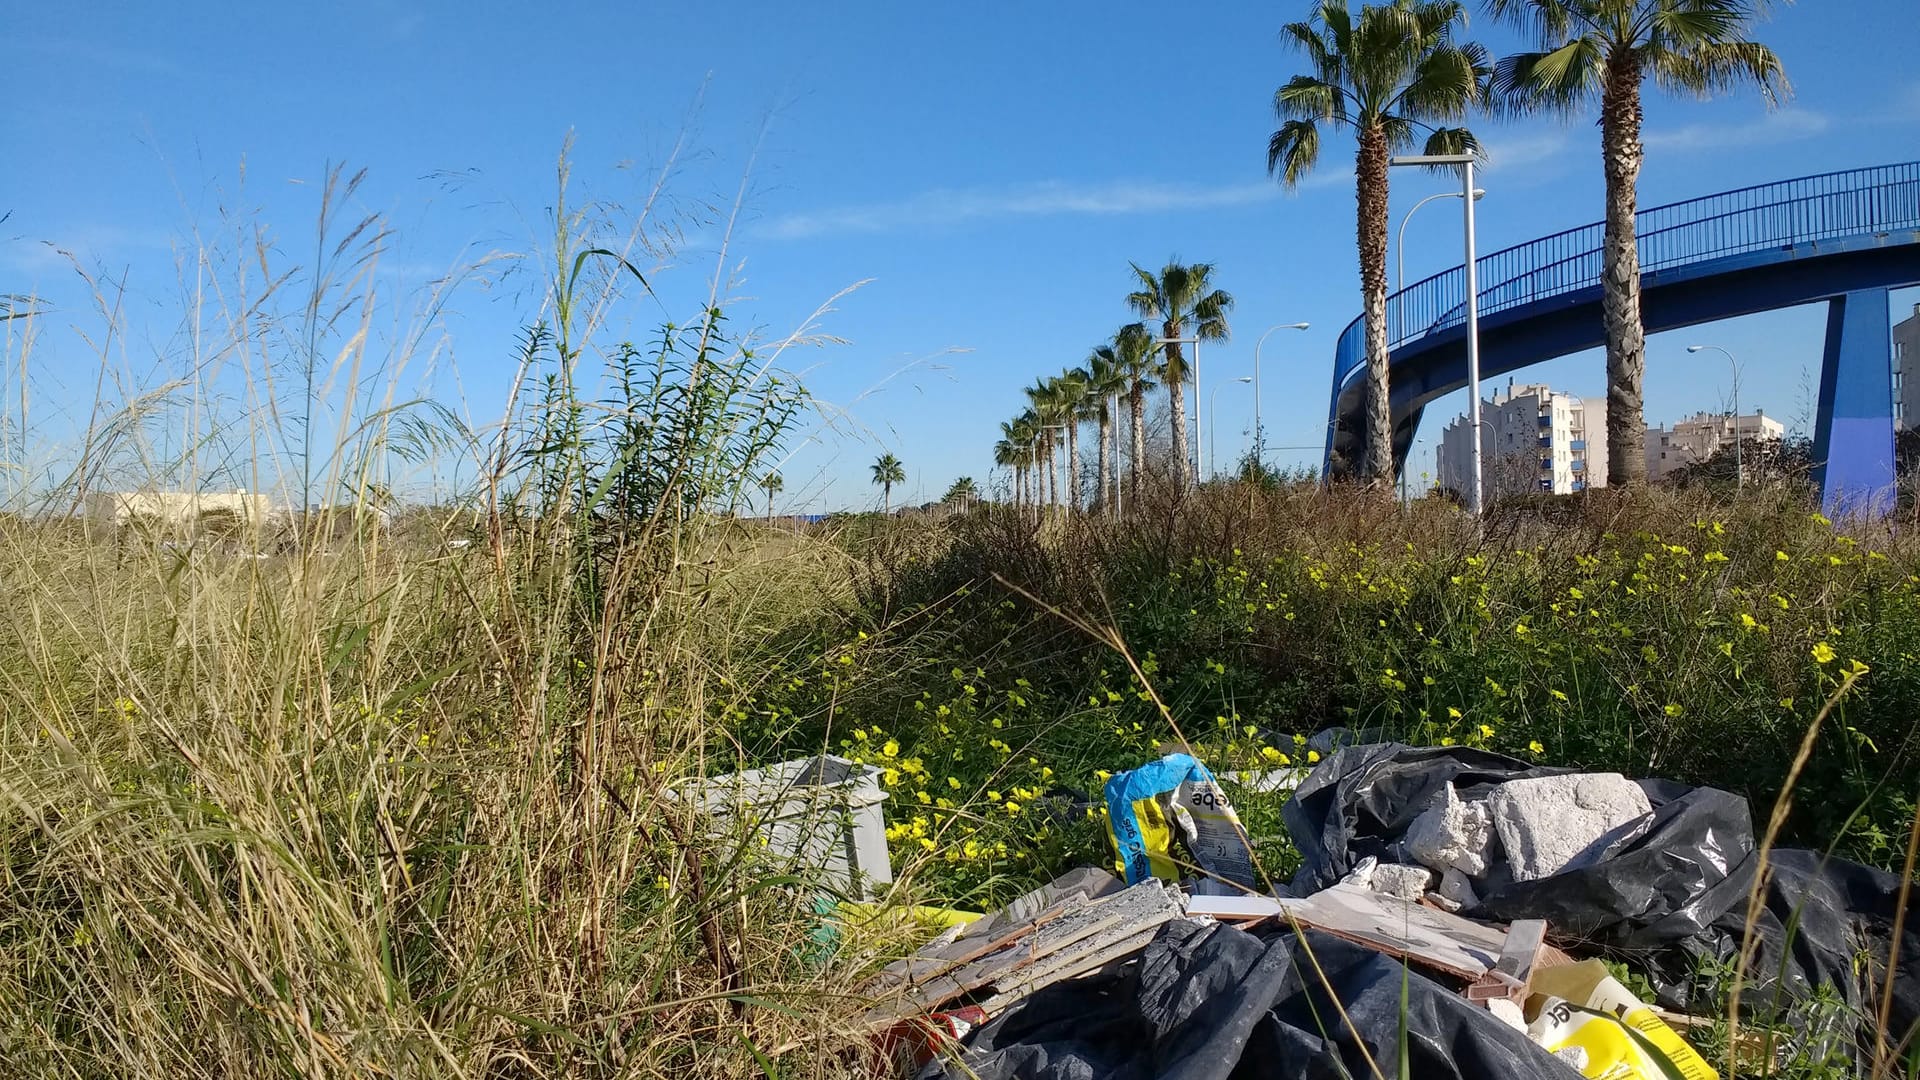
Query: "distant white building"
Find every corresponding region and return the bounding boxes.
[84,490,276,532]
[1645,411,1786,481]
[1896,303,1920,430]
[1437,382,1607,499]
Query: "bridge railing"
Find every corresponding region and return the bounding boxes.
[1330,161,1920,398]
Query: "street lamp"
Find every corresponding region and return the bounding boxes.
[1252,322,1311,471]
[1686,344,1743,487]
[1392,153,1485,514]
[1211,377,1254,479]
[1398,189,1485,291]
[1153,335,1203,483]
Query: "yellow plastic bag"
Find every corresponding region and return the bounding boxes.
[1526,960,1718,1080]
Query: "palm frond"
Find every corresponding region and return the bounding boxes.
[1281,20,1344,85]
[1275,75,1349,124]
[1489,40,1603,118]
[1421,126,1484,161]
[1650,38,1788,102]
[1484,0,1582,47]
[1267,120,1323,187]
[1190,289,1235,342]
[1392,41,1489,121]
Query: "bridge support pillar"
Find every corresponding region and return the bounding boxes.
[1813,288,1896,517]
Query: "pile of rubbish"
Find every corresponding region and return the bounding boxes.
[852,742,1920,1079]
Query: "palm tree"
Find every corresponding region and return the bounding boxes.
[944,476,979,512]
[1010,411,1042,516]
[1010,409,1043,513]
[1082,343,1130,513]
[870,453,905,513]
[1128,262,1234,490]
[1052,369,1090,512]
[1488,0,1785,487]
[1025,380,1068,511]
[1267,0,1487,485]
[760,471,784,520]
[1113,322,1159,506]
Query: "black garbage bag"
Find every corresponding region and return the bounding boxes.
[1283,742,1920,1046]
[923,920,1577,1080]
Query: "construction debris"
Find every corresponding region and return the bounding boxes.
[1403,780,1495,876]
[859,879,1186,1026]
[828,741,1920,1079]
[1486,772,1652,881]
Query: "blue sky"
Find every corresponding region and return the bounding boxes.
[8,1,1920,511]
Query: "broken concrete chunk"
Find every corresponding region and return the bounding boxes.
[1436,867,1480,910]
[1487,773,1653,882]
[1403,782,1495,877]
[1339,855,1380,892]
[1486,997,1527,1033]
[1368,863,1434,902]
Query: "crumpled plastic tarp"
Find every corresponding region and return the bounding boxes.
[921,920,1580,1080]
[1285,743,1920,1039]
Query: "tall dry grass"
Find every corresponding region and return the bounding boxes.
[0,152,899,1079]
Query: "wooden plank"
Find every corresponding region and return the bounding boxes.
[977,926,1167,1014]
[1466,919,1547,1002]
[1217,883,1510,981]
[859,882,1179,1023]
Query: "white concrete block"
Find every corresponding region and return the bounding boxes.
[1403,782,1495,876]
[1487,773,1652,882]
[1369,863,1435,902]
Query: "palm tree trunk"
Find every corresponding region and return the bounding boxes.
[1044,430,1059,511]
[883,482,891,515]
[1165,325,1191,490]
[1358,124,1393,486]
[1097,410,1113,514]
[1129,380,1146,507]
[1602,53,1648,487]
[1066,423,1081,511]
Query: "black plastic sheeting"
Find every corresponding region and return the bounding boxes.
[1285,743,1920,1038]
[923,920,1580,1080]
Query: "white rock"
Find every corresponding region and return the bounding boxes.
[1436,867,1480,910]
[1368,863,1434,902]
[1403,782,1495,877]
[1424,891,1461,913]
[1340,855,1380,889]
[1486,998,1527,1032]
[1487,773,1653,882]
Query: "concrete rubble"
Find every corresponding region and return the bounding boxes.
[1486,773,1653,882]
[1402,781,1495,877]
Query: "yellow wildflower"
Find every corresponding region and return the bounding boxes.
[1811,642,1838,665]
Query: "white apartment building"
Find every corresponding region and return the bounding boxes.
[1645,411,1786,481]
[1436,382,1608,499]
[1897,303,1920,430]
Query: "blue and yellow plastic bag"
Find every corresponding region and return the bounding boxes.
[1104,753,1257,894]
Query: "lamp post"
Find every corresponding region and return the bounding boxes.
[1252,322,1311,472]
[1210,377,1254,479]
[1686,344,1743,487]
[1392,154,1484,514]
[1397,189,1485,291]
[1154,335,1203,483]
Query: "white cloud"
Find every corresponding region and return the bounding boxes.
[1479,131,1574,172]
[757,170,1352,241]
[1643,109,1830,153]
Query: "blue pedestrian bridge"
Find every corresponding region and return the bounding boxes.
[1324,161,1920,514]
